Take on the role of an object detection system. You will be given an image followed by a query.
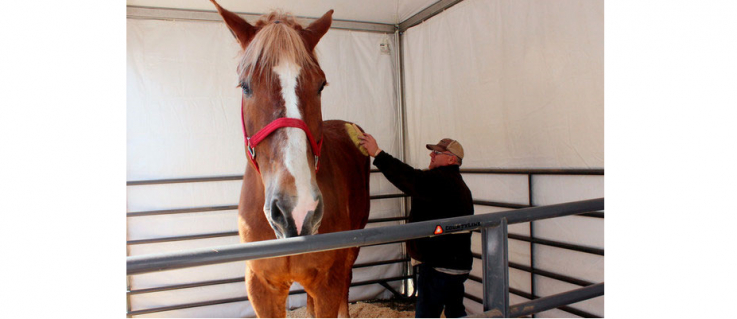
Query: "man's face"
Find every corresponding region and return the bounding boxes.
[429,150,456,169]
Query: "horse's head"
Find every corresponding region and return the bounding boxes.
[212,1,332,239]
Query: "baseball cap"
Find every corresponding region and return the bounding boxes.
[426,138,464,159]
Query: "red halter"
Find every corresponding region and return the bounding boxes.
[240,99,323,174]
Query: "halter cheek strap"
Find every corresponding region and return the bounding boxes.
[240,99,323,175]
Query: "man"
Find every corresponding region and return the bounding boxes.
[358,134,474,318]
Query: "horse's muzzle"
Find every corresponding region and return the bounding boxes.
[266,194,323,238]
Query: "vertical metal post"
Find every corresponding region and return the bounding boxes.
[481,218,509,317]
[126,244,133,317]
[126,203,133,318]
[396,30,408,164]
[394,27,413,298]
[126,276,133,318]
[528,174,536,317]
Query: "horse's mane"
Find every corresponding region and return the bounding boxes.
[238,11,319,84]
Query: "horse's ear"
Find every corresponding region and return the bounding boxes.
[211,0,257,50]
[302,10,333,52]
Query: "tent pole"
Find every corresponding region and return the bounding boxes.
[398,0,465,32]
[394,27,413,298]
[127,6,396,33]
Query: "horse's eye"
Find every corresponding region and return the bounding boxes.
[318,81,327,96]
[240,82,253,97]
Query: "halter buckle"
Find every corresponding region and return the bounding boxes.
[315,155,319,169]
[247,137,256,159]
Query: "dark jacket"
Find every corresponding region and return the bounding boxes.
[373,151,474,270]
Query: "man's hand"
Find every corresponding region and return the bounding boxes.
[358,133,382,157]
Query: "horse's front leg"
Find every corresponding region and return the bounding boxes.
[339,247,360,317]
[246,261,291,318]
[301,250,352,318]
[306,294,316,317]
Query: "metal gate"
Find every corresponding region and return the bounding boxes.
[128,197,604,317]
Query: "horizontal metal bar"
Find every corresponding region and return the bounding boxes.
[508,283,604,317]
[509,262,595,287]
[128,277,244,296]
[464,292,483,304]
[557,305,601,318]
[126,6,396,33]
[126,168,601,186]
[473,200,530,209]
[329,21,395,33]
[469,286,600,318]
[127,215,411,247]
[126,201,599,219]
[127,218,411,245]
[509,287,534,300]
[371,193,409,200]
[127,170,382,186]
[398,0,464,32]
[127,175,243,186]
[127,276,410,316]
[579,211,605,218]
[127,203,598,221]
[475,202,604,219]
[471,275,598,317]
[507,294,601,318]
[472,230,604,258]
[127,198,603,275]
[367,216,409,223]
[462,168,604,175]
[128,296,250,317]
[126,6,242,22]
[353,258,410,269]
[126,194,406,218]
[127,205,238,217]
[471,275,532,299]
[352,275,411,288]
[508,234,604,256]
[127,231,238,246]
[469,257,594,288]
[129,233,403,249]
[469,274,482,283]
[128,209,601,247]
[129,258,410,296]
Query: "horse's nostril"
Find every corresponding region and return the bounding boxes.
[268,196,300,238]
[270,199,283,223]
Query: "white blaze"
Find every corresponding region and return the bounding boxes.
[273,61,319,234]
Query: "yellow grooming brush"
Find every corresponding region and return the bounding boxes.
[345,123,369,156]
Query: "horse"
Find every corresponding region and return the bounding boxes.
[210,1,371,317]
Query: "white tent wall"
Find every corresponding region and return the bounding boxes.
[127,17,404,317]
[402,0,604,170]
[401,0,603,317]
[128,0,605,316]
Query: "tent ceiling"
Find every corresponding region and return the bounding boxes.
[126,0,440,25]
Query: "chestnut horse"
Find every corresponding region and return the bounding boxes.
[211,1,371,317]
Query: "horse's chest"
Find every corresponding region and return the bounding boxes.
[249,252,334,281]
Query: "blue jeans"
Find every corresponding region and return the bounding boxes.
[415,264,469,318]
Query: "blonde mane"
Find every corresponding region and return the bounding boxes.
[238,12,319,84]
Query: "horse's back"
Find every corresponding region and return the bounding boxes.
[319,120,371,230]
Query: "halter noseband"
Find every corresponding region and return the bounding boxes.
[240,98,323,175]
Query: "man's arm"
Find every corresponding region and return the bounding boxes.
[359,133,444,199]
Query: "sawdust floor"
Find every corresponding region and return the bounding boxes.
[286,298,426,318]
